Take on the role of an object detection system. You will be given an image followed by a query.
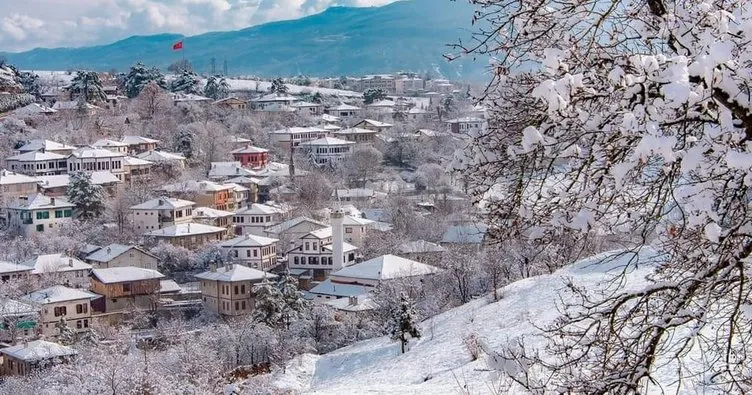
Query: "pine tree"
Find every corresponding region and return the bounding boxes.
[18,71,41,99]
[311,92,324,104]
[70,71,106,103]
[204,75,230,100]
[277,271,308,328]
[389,293,421,354]
[55,317,76,346]
[124,62,167,98]
[363,88,386,104]
[174,127,195,158]
[442,95,455,114]
[252,277,285,327]
[66,172,105,220]
[269,78,288,95]
[170,69,201,94]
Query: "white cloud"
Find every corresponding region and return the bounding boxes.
[0,0,397,52]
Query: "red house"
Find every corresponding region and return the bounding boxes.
[231,145,270,169]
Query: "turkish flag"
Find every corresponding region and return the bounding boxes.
[172,41,183,51]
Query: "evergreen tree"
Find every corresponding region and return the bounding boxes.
[252,277,285,326]
[204,75,230,100]
[170,69,201,94]
[18,71,41,99]
[174,127,195,158]
[363,88,387,105]
[442,95,456,114]
[66,172,105,220]
[269,78,288,95]
[55,317,76,346]
[70,71,106,103]
[311,92,324,104]
[389,293,421,354]
[124,62,167,98]
[277,272,308,328]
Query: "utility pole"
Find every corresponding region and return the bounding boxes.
[210,57,217,75]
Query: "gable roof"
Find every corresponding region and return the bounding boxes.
[6,151,68,161]
[194,264,277,282]
[219,234,279,248]
[0,169,37,185]
[0,261,33,275]
[162,180,234,193]
[208,162,256,177]
[86,244,157,263]
[231,145,269,154]
[122,156,153,166]
[356,119,393,128]
[194,206,235,218]
[440,223,489,244]
[91,266,165,284]
[309,279,369,298]
[264,217,327,235]
[333,127,379,136]
[331,254,441,281]
[135,151,186,162]
[21,254,91,274]
[300,137,355,146]
[8,194,75,210]
[397,240,447,254]
[237,203,282,215]
[329,103,361,111]
[146,223,226,237]
[70,147,125,159]
[0,340,77,362]
[92,139,127,148]
[36,171,120,189]
[12,103,57,116]
[130,197,195,210]
[17,139,74,153]
[121,135,160,145]
[23,285,98,304]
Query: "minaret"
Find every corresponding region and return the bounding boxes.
[331,208,345,271]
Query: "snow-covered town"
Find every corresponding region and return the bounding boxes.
[1,0,751,394]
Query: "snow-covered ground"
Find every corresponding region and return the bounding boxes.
[273,248,701,394]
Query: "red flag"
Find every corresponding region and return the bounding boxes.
[172,41,183,51]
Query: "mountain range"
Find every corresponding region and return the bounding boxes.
[0,0,485,79]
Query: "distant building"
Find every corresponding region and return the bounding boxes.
[232,203,283,236]
[0,340,77,376]
[263,216,328,245]
[134,150,186,170]
[21,254,92,287]
[325,103,362,118]
[67,147,126,181]
[121,136,160,156]
[122,156,153,183]
[300,137,355,166]
[208,162,256,181]
[331,128,379,144]
[16,140,75,156]
[286,227,358,280]
[145,223,228,249]
[91,139,129,154]
[35,171,120,197]
[194,206,235,231]
[0,170,39,201]
[22,286,98,337]
[85,244,160,271]
[219,234,279,271]
[396,240,447,264]
[161,180,237,211]
[440,223,489,248]
[5,151,69,176]
[0,261,32,282]
[89,267,165,313]
[214,97,248,110]
[358,75,396,94]
[251,93,298,110]
[268,126,328,149]
[195,264,277,317]
[446,117,485,134]
[333,188,376,204]
[231,145,270,169]
[130,197,195,232]
[353,119,394,133]
[290,101,323,115]
[5,194,75,237]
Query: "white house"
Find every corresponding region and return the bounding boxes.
[219,234,279,271]
[16,140,75,156]
[309,255,441,301]
[263,216,328,244]
[5,194,75,237]
[0,340,77,376]
[22,285,98,337]
[5,151,69,176]
[121,136,160,155]
[232,203,283,236]
[67,147,126,181]
[286,227,358,279]
[290,101,323,115]
[130,197,195,232]
[91,139,129,154]
[268,126,328,149]
[342,215,374,245]
[353,119,394,133]
[135,151,186,170]
[300,137,355,166]
[251,93,299,110]
[325,103,361,118]
[21,254,92,287]
[446,117,486,134]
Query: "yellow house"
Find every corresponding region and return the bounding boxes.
[21,285,98,338]
[195,264,277,317]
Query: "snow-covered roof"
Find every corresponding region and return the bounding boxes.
[86,244,155,263]
[237,203,282,215]
[70,146,125,159]
[334,188,375,199]
[92,139,127,148]
[0,298,37,317]
[0,169,37,185]
[440,223,489,244]
[37,171,120,189]
[12,103,57,116]
[219,234,279,248]
[331,255,441,282]
[309,279,370,298]
[361,208,391,223]
[227,135,252,144]
[268,126,327,135]
[290,100,322,108]
[121,135,160,145]
[300,137,355,146]
[224,176,262,185]
[160,279,181,294]
[0,261,33,275]
[6,151,68,161]
[214,97,247,105]
[194,206,234,218]
[91,266,165,284]
[23,285,98,304]
[252,93,299,102]
[52,101,100,110]
[328,103,361,111]
[324,294,378,312]
[408,107,429,114]
[322,242,359,254]
[357,119,393,128]
[21,254,91,274]
[8,194,75,210]
[320,124,341,131]
[135,150,185,162]
[306,227,333,240]
[265,217,327,235]
[368,99,396,108]
[333,127,379,135]
[194,264,277,282]
[130,197,195,210]
[397,240,447,254]
[162,180,233,193]
[172,93,212,102]
[0,340,77,362]
[321,114,341,122]
[209,162,256,177]
[342,215,374,226]
[231,145,269,154]
[446,117,484,123]
[122,156,153,166]
[146,222,226,237]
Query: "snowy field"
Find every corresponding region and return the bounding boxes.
[272,247,711,394]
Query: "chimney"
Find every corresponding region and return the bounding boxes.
[331,208,345,271]
[106,247,111,255]
[158,198,164,206]
[68,258,73,267]
[209,261,217,272]
[349,295,358,306]
[226,262,233,270]
[187,223,191,232]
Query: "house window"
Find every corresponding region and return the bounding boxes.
[36,224,44,232]
[64,210,72,217]
[235,301,240,311]
[54,306,67,317]
[55,210,63,218]
[84,319,89,328]
[241,300,246,310]
[346,228,353,234]
[234,250,239,258]
[234,285,239,295]
[76,320,82,329]
[246,250,251,257]
[76,304,88,314]
[122,283,131,292]
[294,256,299,265]
[241,284,246,294]
[36,211,50,220]
[253,249,258,257]
[305,242,309,251]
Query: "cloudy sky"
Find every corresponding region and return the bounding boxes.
[0,0,397,52]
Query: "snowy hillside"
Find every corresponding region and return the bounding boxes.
[273,248,699,394]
